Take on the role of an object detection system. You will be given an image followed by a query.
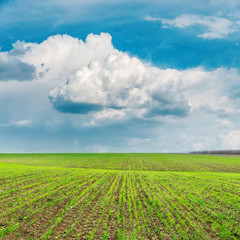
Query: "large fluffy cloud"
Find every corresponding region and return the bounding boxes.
[2,32,240,125]
[0,33,115,82]
[49,52,190,119]
[48,40,240,123]
[21,33,116,80]
[1,32,240,152]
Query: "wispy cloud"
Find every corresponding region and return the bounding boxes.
[125,137,151,146]
[145,14,240,39]
[216,119,232,126]
[0,119,32,127]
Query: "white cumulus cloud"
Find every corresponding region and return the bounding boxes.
[1,32,240,126]
[219,130,240,149]
[48,50,191,120]
[21,32,116,80]
[0,33,115,82]
[48,40,240,123]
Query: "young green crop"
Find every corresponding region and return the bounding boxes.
[0,154,239,239]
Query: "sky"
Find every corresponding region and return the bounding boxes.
[1,0,240,153]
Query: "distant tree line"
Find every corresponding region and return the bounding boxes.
[190,150,240,155]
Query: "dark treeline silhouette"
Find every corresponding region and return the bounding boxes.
[190,150,240,155]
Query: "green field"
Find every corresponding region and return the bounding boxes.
[0,154,239,239]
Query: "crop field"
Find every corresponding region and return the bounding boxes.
[0,154,239,240]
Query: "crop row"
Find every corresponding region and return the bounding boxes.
[1,153,240,172]
[0,163,239,239]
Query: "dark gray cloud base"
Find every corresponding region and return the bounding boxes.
[0,56,35,81]
[50,98,103,114]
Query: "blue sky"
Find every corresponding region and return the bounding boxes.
[1,0,240,152]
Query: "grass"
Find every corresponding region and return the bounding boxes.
[0,153,239,239]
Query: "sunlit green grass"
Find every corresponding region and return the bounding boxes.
[0,153,239,239]
[0,153,239,172]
